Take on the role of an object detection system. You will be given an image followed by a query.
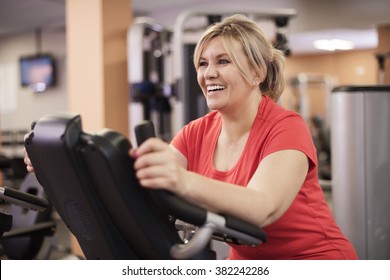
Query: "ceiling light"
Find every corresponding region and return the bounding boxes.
[313,39,355,51]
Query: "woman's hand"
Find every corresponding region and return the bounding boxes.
[129,138,188,196]
[23,133,35,173]
[23,147,35,173]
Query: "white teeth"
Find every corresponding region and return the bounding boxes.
[207,85,225,91]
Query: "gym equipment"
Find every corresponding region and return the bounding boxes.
[0,183,48,212]
[24,112,266,260]
[331,85,390,259]
[375,52,390,84]
[0,173,55,259]
[127,17,174,143]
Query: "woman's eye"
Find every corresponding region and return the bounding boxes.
[219,59,230,64]
[198,61,208,67]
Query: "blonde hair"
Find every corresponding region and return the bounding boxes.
[193,14,285,102]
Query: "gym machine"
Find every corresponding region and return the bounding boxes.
[331,85,390,259]
[24,112,267,259]
[0,173,55,259]
[127,17,175,143]
[375,51,390,85]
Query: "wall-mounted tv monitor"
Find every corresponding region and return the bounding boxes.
[20,54,56,92]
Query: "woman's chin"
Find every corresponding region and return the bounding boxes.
[206,101,225,111]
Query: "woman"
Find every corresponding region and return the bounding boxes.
[130,14,357,260]
[25,14,357,260]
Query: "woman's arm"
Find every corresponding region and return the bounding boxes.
[131,138,308,229]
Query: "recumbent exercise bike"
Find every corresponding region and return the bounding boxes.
[24,112,267,259]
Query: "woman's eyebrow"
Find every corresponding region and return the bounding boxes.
[199,53,230,60]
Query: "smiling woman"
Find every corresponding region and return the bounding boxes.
[127,14,358,260]
[23,13,359,260]
[193,15,285,103]
[196,37,257,112]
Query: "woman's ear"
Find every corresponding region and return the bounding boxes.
[253,75,262,86]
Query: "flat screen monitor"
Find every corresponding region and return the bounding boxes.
[20,54,56,92]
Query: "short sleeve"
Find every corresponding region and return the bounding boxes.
[262,113,317,168]
[170,125,189,158]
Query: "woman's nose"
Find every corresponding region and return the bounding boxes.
[204,63,218,78]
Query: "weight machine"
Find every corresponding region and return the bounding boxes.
[127,17,174,143]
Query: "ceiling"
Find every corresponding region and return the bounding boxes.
[0,0,389,54]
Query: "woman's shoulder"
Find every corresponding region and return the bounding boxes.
[172,111,220,155]
[261,95,303,124]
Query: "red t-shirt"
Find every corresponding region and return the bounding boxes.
[171,96,357,260]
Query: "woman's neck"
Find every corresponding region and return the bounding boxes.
[220,94,262,142]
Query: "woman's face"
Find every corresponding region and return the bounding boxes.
[196,37,255,112]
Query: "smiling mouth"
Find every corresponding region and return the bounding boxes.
[207,85,225,93]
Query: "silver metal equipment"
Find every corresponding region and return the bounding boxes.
[331,85,390,259]
[127,17,174,143]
